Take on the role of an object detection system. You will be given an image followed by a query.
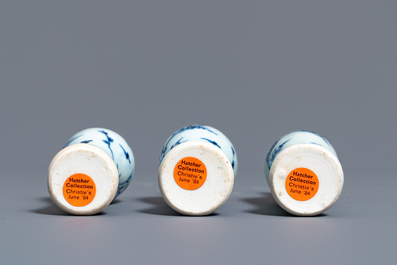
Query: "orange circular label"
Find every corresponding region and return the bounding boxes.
[286,168,319,201]
[174,157,207,190]
[63,173,96,207]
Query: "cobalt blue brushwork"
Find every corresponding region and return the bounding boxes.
[265,130,337,182]
[64,128,135,197]
[159,125,238,177]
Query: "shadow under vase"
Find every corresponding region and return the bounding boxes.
[242,192,327,217]
[136,196,219,217]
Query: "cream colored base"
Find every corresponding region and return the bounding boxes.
[158,141,234,216]
[269,144,344,216]
[48,144,118,215]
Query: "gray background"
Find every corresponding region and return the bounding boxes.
[1,1,396,264]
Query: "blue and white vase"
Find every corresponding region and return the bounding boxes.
[48,128,135,215]
[158,125,237,215]
[265,130,343,216]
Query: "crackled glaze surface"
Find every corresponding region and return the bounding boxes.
[64,128,135,197]
[159,125,237,177]
[265,130,337,182]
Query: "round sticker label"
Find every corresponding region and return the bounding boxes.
[63,173,96,207]
[286,168,319,201]
[174,157,207,190]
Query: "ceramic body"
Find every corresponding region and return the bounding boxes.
[160,125,237,177]
[48,144,119,215]
[64,128,135,197]
[265,130,344,216]
[265,130,337,183]
[158,125,237,215]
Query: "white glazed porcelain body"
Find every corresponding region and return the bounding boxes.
[48,128,135,215]
[48,144,119,215]
[64,128,135,197]
[265,131,344,216]
[158,125,237,215]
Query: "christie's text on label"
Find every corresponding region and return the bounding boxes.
[174,157,207,190]
[63,173,96,207]
[286,168,319,201]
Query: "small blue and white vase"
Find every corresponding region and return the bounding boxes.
[265,130,344,216]
[158,125,237,215]
[48,128,135,215]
